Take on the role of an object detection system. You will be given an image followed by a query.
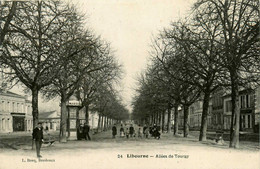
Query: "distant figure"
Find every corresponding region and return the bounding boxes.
[32,122,44,158]
[152,124,160,140]
[45,126,49,131]
[112,124,117,138]
[77,124,84,140]
[129,124,134,137]
[149,125,153,136]
[144,127,149,138]
[143,125,147,137]
[126,128,129,139]
[138,128,142,138]
[120,125,125,137]
[84,123,91,140]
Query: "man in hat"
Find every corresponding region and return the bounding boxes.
[83,123,91,140]
[32,122,44,158]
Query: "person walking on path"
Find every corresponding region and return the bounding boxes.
[144,126,149,138]
[125,128,129,139]
[143,124,147,137]
[84,123,91,140]
[138,127,142,138]
[120,125,125,137]
[152,124,160,140]
[112,124,117,138]
[129,124,134,137]
[32,122,44,158]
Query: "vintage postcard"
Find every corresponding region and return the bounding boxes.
[0,0,259,169]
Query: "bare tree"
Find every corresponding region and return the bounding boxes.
[0,1,17,51]
[1,1,76,128]
[194,0,259,148]
[77,42,122,127]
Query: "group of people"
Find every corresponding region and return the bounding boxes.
[32,122,91,158]
[77,123,91,141]
[112,123,161,140]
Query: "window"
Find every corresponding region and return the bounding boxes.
[2,119,5,130]
[21,104,24,113]
[226,100,232,112]
[7,102,10,112]
[242,115,246,128]
[17,103,19,112]
[7,118,9,130]
[12,102,15,112]
[190,107,194,114]
[218,114,222,124]
[2,101,5,111]
[241,95,245,108]
[248,115,251,128]
[246,95,250,108]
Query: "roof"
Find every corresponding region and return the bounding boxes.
[39,111,60,119]
[0,89,25,98]
[222,88,255,98]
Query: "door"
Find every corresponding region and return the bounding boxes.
[13,116,25,131]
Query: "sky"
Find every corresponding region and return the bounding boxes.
[10,0,195,113]
[71,0,195,112]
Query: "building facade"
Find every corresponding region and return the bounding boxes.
[255,87,260,131]
[222,89,255,131]
[0,89,33,133]
[189,99,213,129]
[211,89,225,130]
[39,110,60,131]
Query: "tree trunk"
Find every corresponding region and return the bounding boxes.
[230,71,240,148]
[161,111,165,132]
[60,95,68,143]
[174,103,179,135]
[76,107,80,130]
[31,87,39,129]
[167,105,171,133]
[107,117,109,129]
[151,115,154,125]
[104,116,107,131]
[85,104,89,125]
[97,114,101,132]
[158,112,160,125]
[199,90,211,141]
[183,105,189,137]
[67,107,70,138]
[153,113,155,124]
[101,115,104,131]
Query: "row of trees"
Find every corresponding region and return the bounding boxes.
[0,1,129,142]
[132,0,259,148]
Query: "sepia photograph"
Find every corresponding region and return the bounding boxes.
[0,0,259,169]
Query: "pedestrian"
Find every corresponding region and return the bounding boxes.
[152,124,160,140]
[84,123,91,140]
[138,127,142,138]
[149,125,153,137]
[143,124,147,137]
[77,124,84,140]
[120,125,125,137]
[129,124,134,137]
[32,122,44,158]
[112,124,117,138]
[144,127,149,138]
[125,128,129,139]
